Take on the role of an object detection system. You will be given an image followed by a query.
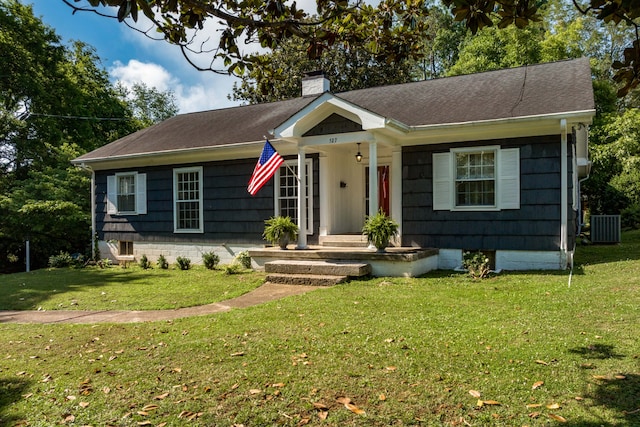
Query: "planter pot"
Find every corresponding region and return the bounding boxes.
[278,234,290,250]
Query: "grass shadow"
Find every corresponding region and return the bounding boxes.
[566,374,640,426]
[0,378,30,425]
[0,267,154,310]
[569,343,625,360]
[574,229,640,266]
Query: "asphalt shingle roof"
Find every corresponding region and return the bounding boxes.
[74,58,594,162]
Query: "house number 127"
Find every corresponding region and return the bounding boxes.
[328,137,338,143]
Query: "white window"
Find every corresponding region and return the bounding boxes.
[174,166,203,233]
[275,159,313,234]
[433,146,519,211]
[106,172,147,215]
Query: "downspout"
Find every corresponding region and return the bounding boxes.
[560,119,568,266]
[79,163,96,260]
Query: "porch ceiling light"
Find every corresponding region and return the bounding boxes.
[355,143,363,162]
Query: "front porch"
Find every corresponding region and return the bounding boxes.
[249,244,439,281]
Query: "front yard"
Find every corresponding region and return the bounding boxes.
[1,231,638,426]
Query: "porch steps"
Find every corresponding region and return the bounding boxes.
[265,260,371,286]
[319,234,369,248]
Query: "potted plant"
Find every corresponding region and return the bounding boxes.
[263,216,299,249]
[362,209,399,252]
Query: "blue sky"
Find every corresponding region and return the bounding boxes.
[28,0,242,113]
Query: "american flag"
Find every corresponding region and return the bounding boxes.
[247,140,284,195]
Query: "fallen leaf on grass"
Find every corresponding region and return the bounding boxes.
[178,411,203,421]
[345,402,366,415]
[249,389,262,395]
[528,411,541,418]
[532,381,544,389]
[313,402,329,410]
[379,393,386,401]
[336,396,352,405]
[137,422,153,426]
[385,366,397,371]
[526,403,542,408]
[142,404,159,411]
[548,413,567,422]
[79,402,90,408]
[318,410,328,420]
[469,390,481,398]
[615,374,627,379]
[154,392,169,400]
[482,400,501,405]
[535,359,549,365]
[546,403,561,409]
[230,352,244,357]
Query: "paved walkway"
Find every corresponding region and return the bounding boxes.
[0,283,320,324]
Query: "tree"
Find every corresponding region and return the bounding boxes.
[230,35,417,104]
[119,82,179,128]
[65,0,640,98]
[0,1,151,272]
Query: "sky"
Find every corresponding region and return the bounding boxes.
[27,0,249,114]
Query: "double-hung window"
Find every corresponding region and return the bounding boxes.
[275,159,313,234]
[433,146,519,211]
[455,150,496,207]
[174,166,203,233]
[106,172,146,215]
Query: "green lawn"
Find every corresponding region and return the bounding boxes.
[0,231,638,426]
[0,267,265,311]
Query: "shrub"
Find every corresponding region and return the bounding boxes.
[139,254,152,270]
[202,252,220,270]
[462,251,491,279]
[223,263,242,275]
[48,252,75,268]
[176,256,191,270]
[234,250,252,269]
[98,258,112,268]
[157,254,169,270]
[621,203,640,230]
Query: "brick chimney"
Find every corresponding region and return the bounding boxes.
[301,71,330,96]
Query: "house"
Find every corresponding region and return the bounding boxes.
[72,58,595,274]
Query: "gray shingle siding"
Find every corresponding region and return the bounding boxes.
[95,155,320,245]
[402,135,574,252]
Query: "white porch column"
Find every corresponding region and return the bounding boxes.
[391,147,402,243]
[319,154,329,236]
[368,141,378,216]
[297,146,308,249]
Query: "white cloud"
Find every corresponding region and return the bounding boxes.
[109,59,235,114]
[110,59,174,92]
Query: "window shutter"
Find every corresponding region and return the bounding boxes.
[432,152,452,210]
[106,175,117,214]
[136,173,147,214]
[499,148,520,209]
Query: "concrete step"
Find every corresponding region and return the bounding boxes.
[266,273,348,286]
[319,234,368,247]
[265,260,371,277]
